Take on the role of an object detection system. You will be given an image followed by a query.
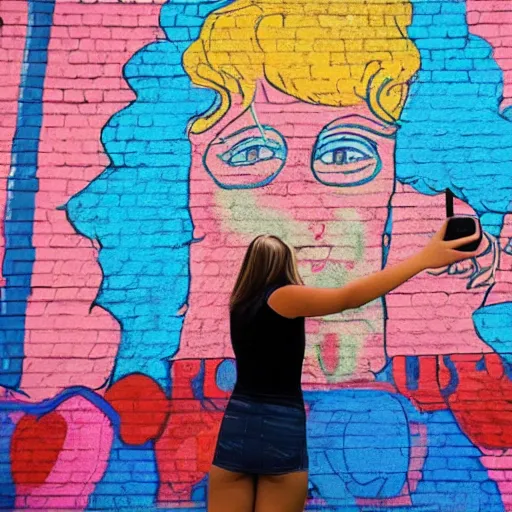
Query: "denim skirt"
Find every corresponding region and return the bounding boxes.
[212,395,309,475]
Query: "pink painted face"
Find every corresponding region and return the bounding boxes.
[177,81,397,386]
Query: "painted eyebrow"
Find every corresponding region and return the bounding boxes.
[212,124,283,145]
[320,114,397,139]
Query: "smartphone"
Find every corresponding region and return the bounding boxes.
[443,188,482,252]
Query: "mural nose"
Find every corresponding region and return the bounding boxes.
[310,223,326,241]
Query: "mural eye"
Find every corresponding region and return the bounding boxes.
[222,141,279,166]
[204,127,287,189]
[319,147,373,165]
[312,133,381,187]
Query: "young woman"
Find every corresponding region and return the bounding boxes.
[208,220,481,512]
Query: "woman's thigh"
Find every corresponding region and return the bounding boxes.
[208,465,256,512]
[254,471,308,512]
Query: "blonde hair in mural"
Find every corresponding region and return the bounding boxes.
[183,0,421,133]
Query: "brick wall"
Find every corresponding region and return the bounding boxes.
[1,0,512,510]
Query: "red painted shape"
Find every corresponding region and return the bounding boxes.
[204,359,233,399]
[438,357,452,390]
[392,356,448,412]
[447,354,512,450]
[156,359,226,504]
[156,398,223,503]
[11,412,68,487]
[394,353,512,449]
[320,333,339,375]
[105,373,169,445]
[171,360,202,399]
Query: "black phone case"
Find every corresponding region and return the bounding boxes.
[443,189,482,252]
[443,216,482,252]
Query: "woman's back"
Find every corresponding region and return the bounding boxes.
[230,285,306,406]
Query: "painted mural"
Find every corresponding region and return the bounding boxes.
[1,0,512,510]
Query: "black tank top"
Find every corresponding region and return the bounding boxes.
[230,284,306,407]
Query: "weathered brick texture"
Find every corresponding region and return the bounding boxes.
[1,0,512,510]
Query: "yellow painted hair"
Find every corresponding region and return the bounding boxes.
[183,0,420,134]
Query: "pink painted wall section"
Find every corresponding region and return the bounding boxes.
[467,0,512,113]
[2,1,512,511]
[385,183,508,356]
[0,1,27,286]
[20,0,164,401]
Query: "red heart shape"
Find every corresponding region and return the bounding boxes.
[11,412,68,487]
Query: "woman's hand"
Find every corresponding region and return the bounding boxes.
[420,219,482,270]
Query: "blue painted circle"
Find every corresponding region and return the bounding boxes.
[216,359,236,392]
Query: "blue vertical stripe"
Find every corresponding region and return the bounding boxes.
[0,0,56,389]
[405,355,420,391]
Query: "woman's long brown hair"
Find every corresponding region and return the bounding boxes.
[230,235,304,311]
